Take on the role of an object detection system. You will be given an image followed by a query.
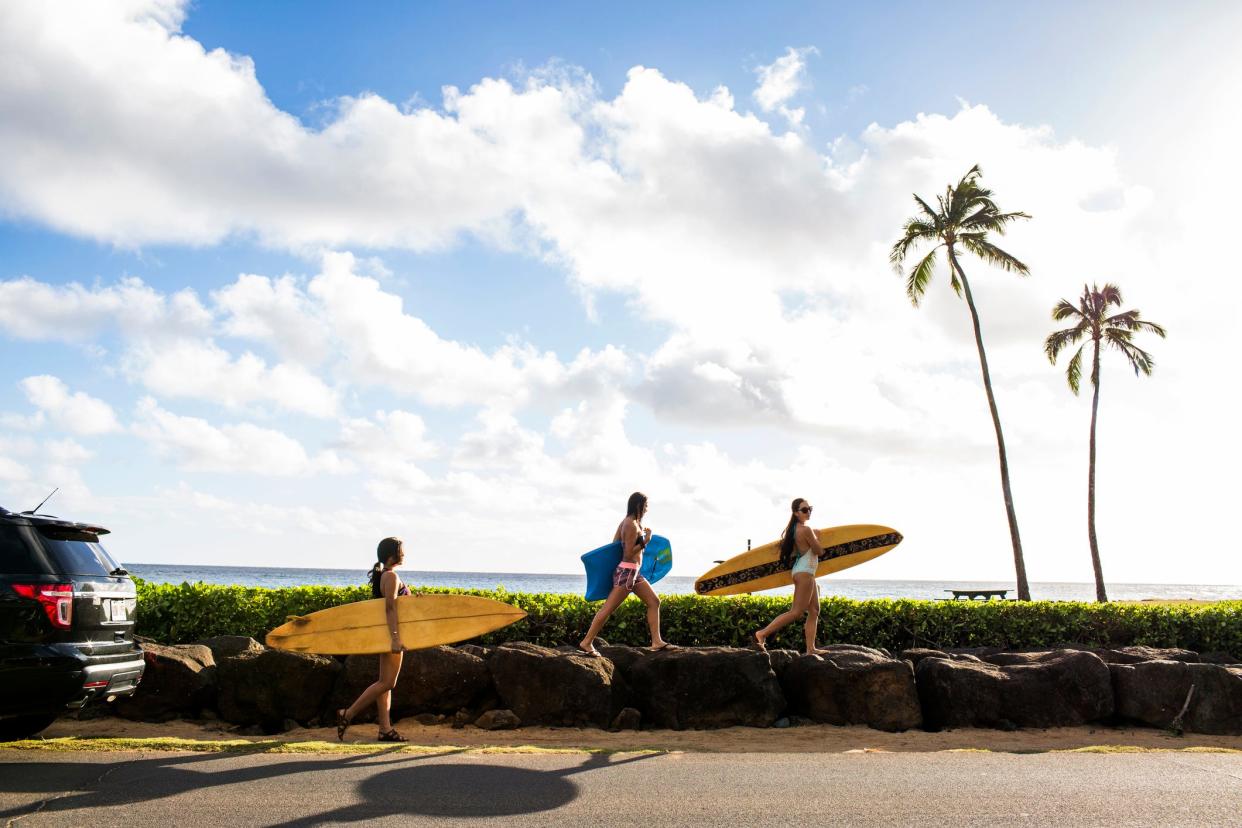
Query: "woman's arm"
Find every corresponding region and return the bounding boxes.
[798,524,820,554]
[381,570,402,653]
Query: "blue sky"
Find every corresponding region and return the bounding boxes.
[1,1,1239,586]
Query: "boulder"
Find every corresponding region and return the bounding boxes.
[487,643,627,728]
[1087,646,1200,665]
[216,648,340,731]
[610,707,642,731]
[597,645,648,677]
[475,709,520,730]
[325,646,491,723]
[765,649,800,679]
[627,646,784,730]
[899,648,950,667]
[1111,660,1242,735]
[195,635,263,662]
[917,649,1113,730]
[113,642,216,722]
[782,646,921,732]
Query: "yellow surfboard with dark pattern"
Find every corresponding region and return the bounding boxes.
[694,524,903,596]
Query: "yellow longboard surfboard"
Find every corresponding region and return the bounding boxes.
[694,524,903,596]
[264,594,526,655]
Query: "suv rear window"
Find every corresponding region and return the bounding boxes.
[0,524,121,577]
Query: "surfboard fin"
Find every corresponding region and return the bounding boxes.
[286,614,311,624]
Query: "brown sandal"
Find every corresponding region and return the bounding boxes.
[377,728,407,742]
[335,709,350,742]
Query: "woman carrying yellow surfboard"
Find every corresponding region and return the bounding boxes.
[336,537,411,743]
[753,498,823,654]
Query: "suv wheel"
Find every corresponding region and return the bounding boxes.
[0,713,58,742]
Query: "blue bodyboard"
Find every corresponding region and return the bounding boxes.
[581,535,672,601]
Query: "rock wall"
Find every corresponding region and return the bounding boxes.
[112,641,1242,736]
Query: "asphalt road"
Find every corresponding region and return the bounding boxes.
[2,749,1241,826]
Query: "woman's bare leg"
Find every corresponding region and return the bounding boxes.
[374,652,403,732]
[630,578,666,647]
[804,580,821,654]
[342,652,402,725]
[579,585,630,652]
[755,575,813,648]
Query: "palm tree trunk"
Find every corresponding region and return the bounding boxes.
[947,247,1030,600]
[1088,339,1107,602]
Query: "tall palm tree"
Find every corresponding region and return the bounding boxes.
[890,165,1033,600]
[1044,283,1166,602]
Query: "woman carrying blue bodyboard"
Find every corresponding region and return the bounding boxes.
[578,492,676,657]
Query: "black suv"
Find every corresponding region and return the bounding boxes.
[0,506,144,740]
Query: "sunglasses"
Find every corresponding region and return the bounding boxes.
[798,506,813,514]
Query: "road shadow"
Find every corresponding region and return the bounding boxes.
[0,747,458,820]
[273,751,660,824]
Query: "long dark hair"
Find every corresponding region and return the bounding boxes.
[626,491,648,520]
[369,536,403,598]
[779,499,807,568]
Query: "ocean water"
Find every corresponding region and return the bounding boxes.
[125,563,1241,602]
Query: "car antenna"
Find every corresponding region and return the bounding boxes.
[25,487,59,515]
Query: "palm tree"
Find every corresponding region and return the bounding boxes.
[1044,283,1166,602]
[890,165,1033,600]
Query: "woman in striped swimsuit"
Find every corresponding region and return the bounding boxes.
[754,498,823,654]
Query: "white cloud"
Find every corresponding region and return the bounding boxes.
[132,397,348,476]
[753,46,818,124]
[212,273,331,364]
[454,408,546,471]
[123,339,339,418]
[20,375,121,435]
[0,455,29,483]
[0,276,211,342]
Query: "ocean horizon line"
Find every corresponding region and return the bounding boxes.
[124,562,1240,591]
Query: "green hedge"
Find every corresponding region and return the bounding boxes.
[132,579,1242,655]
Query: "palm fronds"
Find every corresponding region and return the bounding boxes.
[958,234,1031,275]
[905,246,940,305]
[1066,343,1086,394]
[1045,282,1165,387]
[1044,320,1088,364]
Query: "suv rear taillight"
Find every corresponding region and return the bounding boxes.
[11,583,74,629]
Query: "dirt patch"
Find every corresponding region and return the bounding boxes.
[32,716,1242,754]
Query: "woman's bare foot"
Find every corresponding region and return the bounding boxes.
[752,631,767,651]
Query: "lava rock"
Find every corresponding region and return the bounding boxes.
[113,642,216,722]
[487,642,627,728]
[782,646,921,732]
[325,646,491,723]
[1111,660,1242,735]
[216,648,340,729]
[195,635,263,662]
[917,649,1113,730]
[1084,646,1200,665]
[627,646,784,730]
[609,707,642,731]
[474,709,520,730]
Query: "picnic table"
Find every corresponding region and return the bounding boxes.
[945,589,1009,601]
